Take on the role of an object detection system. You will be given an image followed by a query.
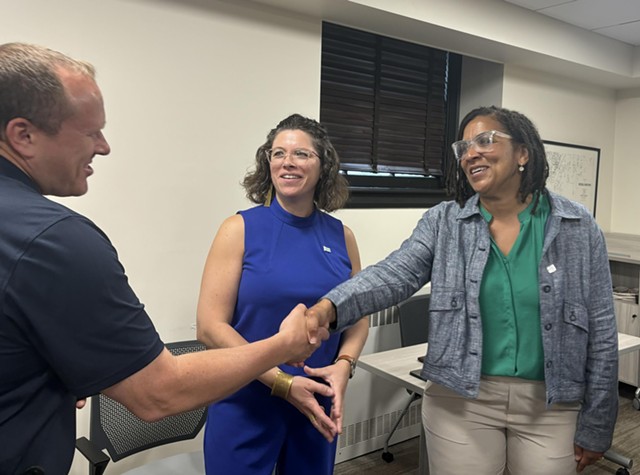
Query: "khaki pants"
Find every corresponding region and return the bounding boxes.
[421,377,580,475]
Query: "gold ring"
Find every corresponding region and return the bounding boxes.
[309,414,316,423]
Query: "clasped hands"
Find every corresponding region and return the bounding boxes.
[278,299,335,366]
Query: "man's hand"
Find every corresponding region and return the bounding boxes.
[304,299,336,344]
[574,444,604,472]
[279,304,327,364]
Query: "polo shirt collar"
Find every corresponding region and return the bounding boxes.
[0,155,40,192]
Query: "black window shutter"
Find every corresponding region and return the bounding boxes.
[320,22,461,208]
[321,23,377,172]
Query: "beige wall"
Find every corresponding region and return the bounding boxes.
[613,89,640,234]
[3,0,638,472]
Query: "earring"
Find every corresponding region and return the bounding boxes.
[518,165,525,172]
[265,186,273,207]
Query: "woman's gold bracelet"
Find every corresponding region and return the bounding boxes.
[270,370,294,399]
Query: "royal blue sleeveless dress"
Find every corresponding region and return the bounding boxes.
[203,198,352,475]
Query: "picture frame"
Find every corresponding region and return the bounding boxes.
[543,140,600,216]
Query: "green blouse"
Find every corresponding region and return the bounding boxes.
[478,194,550,380]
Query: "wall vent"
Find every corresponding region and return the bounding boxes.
[368,305,399,329]
[336,398,421,461]
[339,401,420,449]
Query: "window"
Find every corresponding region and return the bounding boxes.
[320,22,462,208]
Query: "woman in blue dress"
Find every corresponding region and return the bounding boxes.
[197,114,369,475]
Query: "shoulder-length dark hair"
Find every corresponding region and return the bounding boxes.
[445,105,549,211]
[243,113,349,212]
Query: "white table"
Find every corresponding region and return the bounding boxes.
[358,332,640,475]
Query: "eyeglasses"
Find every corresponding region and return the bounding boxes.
[451,130,513,161]
[267,148,319,163]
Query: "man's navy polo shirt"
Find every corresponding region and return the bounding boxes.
[0,156,164,474]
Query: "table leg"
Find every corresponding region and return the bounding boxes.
[419,423,430,475]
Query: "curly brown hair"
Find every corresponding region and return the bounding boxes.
[242,114,349,212]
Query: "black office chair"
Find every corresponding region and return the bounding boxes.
[381,294,430,463]
[75,340,208,475]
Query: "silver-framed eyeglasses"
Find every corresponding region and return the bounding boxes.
[451,130,513,161]
[267,148,319,163]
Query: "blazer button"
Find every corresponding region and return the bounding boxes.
[545,323,552,330]
[543,285,551,293]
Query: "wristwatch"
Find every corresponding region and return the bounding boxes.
[334,354,357,379]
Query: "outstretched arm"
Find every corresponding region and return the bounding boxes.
[103,303,320,421]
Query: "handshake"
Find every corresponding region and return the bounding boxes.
[278,299,337,365]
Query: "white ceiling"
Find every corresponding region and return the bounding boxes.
[504,0,640,46]
[217,0,640,89]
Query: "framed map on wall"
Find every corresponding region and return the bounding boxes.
[543,141,600,217]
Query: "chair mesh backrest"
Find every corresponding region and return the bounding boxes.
[398,294,430,347]
[90,340,208,462]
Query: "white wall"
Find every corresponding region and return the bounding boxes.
[459,57,504,118]
[613,88,640,234]
[4,0,639,472]
[335,209,423,265]
[502,64,617,229]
